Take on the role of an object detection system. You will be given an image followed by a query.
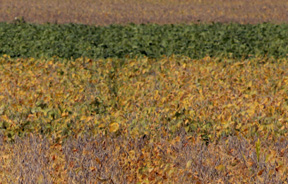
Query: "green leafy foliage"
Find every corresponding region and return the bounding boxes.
[1,22,288,59]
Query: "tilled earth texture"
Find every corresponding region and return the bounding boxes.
[1,0,288,25]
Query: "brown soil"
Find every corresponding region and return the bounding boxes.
[1,0,288,25]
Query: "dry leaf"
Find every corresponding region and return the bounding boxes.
[109,122,119,133]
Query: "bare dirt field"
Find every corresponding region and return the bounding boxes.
[1,0,288,25]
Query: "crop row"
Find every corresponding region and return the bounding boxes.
[1,56,288,182]
[1,22,288,59]
[0,55,287,143]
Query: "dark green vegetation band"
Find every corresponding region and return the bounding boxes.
[1,22,288,59]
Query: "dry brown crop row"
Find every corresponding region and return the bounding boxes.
[1,0,288,25]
